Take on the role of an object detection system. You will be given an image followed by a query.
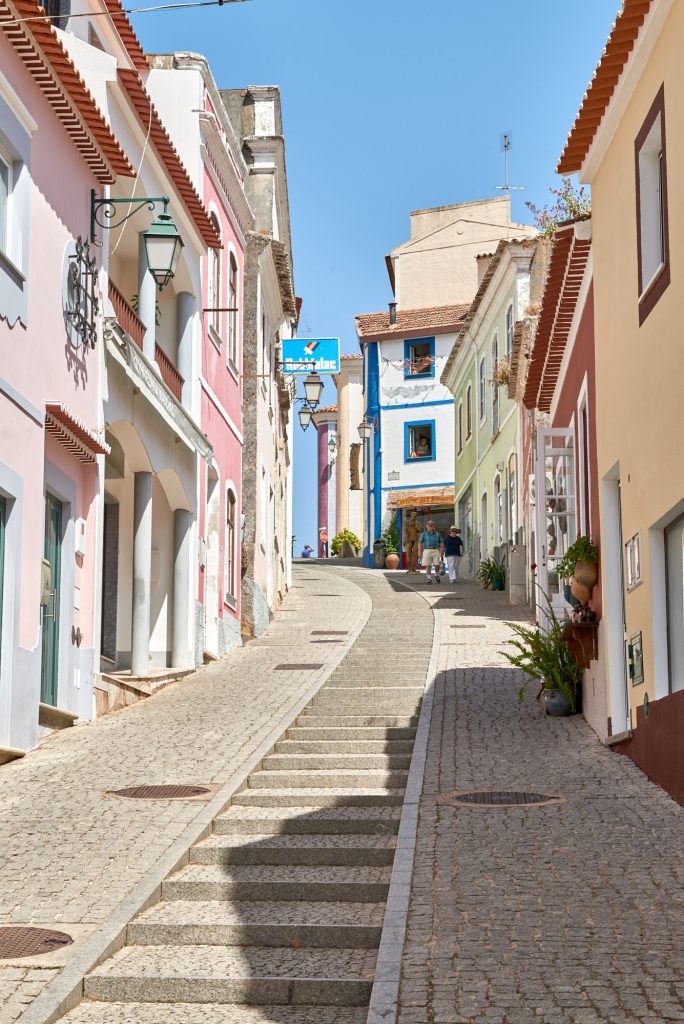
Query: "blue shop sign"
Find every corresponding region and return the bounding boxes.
[281,338,340,374]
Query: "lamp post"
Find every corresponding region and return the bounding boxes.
[298,404,313,431]
[303,371,324,409]
[90,191,183,290]
[357,419,373,442]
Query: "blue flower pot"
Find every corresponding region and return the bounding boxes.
[543,688,573,716]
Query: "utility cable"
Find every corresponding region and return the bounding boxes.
[0,0,249,29]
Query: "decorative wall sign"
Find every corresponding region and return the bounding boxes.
[63,237,98,350]
[629,631,644,685]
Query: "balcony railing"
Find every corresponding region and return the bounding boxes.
[155,343,184,402]
[108,279,145,350]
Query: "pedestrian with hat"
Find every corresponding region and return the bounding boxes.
[445,526,464,583]
[418,520,444,584]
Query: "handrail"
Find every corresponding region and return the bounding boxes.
[155,343,184,402]
[108,280,145,350]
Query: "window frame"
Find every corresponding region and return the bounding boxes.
[227,252,238,371]
[491,334,499,436]
[224,488,237,604]
[403,337,435,380]
[404,419,436,464]
[457,402,463,456]
[479,356,487,421]
[625,530,643,591]
[505,302,514,359]
[635,83,670,325]
[0,147,12,258]
[466,383,472,439]
[208,214,222,349]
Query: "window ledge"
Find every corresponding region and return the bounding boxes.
[208,324,222,351]
[638,261,666,303]
[227,357,239,383]
[0,248,25,285]
[224,594,237,612]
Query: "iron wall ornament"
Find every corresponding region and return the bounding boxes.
[90,190,170,241]
[64,236,99,350]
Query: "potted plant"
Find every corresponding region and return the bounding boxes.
[556,535,598,602]
[501,601,583,716]
[331,529,362,558]
[477,555,506,591]
[382,515,400,570]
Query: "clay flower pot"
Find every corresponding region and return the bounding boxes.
[570,578,592,605]
[573,559,598,590]
[385,552,400,570]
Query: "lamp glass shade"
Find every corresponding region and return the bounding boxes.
[328,435,336,453]
[298,405,313,430]
[358,420,372,441]
[303,371,324,408]
[143,213,184,290]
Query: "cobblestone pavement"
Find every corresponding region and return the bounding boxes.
[0,566,369,1024]
[395,574,684,1024]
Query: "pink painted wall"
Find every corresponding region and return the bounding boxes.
[197,86,245,625]
[0,34,102,653]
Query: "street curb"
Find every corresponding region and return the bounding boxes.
[366,573,442,1024]
[17,566,373,1024]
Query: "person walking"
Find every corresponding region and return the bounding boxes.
[445,526,464,583]
[418,520,444,584]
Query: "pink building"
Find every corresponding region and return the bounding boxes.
[0,10,134,759]
[146,54,253,655]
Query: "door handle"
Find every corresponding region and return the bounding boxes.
[43,590,57,622]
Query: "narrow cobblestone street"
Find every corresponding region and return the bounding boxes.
[1,565,683,1024]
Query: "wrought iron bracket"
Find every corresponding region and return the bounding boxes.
[90,190,170,241]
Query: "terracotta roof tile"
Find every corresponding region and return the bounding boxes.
[355,303,470,343]
[101,0,148,70]
[523,220,592,413]
[1,0,135,182]
[340,353,361,360]
[118,69,221,249]
[557,0,654,174]
[315,404,337,413]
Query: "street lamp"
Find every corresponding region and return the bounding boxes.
[298,405,313,431]
[357,419,373,441]
[303,371,324,409]
[327,433,337,455]
[142,209,184,290]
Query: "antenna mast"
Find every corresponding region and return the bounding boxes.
[496,132,525,195]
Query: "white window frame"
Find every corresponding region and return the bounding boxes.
[457,401,463,455]
[227,252,238,370]
[0,146,12,258]
[479,356,487,421]
[637,116,666,297]
[625,530,643,591]
[466,383,472,439]
[505,302,514,359]
[224,487,237,603]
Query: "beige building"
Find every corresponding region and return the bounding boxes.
[332,355,365,545]
[560,0,683,800]
[386,197,534,309]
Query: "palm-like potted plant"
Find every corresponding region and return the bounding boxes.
[477,555,506,591]
[501,601,583,716]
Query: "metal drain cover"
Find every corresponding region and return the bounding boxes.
[109,785,211,800]
[0,927,73,959]
[311,630,348,636]
[438,790,562,807]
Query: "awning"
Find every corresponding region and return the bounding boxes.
[387,486,454,510]
[45,402,110,463]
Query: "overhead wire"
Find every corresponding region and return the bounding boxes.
[0,0,249,28]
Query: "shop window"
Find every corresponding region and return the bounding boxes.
[404,337,435,379]
[636,84,669,323]
[405,420,435,462]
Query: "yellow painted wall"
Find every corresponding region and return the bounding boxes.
[591,0,684,725]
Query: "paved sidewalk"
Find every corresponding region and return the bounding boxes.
[395,575,684,1024]
[0,566,370,1024]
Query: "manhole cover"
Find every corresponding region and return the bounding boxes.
[450,624,486,629]
[310,639,343,644]
[108,785,211,800]
[311,630,348,636]
[0,927,73,959]
[312,594,341,598]
[438,790,563,807]
[274,663,323,671]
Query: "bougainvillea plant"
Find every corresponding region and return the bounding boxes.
[526,178,591,237]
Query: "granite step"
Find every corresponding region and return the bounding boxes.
[128,900,384,948]
[246,769,408,790]
[213,805,402,836]
[84,945,376,1006]
[231,788,405,808]
[162,864,391,903]
[286,726,417,741]
[63,1004,369,1024]
[294,714,419,728]
[274,739,415,754]
[301,704,421,718]
[262,753,412,771]
[190,832,396,867]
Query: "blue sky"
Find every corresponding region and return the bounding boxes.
[133,0,618,553]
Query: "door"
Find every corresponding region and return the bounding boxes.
[481,492,488,560]
[41,495,62,706]
[665,511,684,693]
[535,427,577,627]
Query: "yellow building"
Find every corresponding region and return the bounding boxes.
[560,0,683,801]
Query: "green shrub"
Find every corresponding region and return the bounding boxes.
[330,529,362,556]
[500,599,582,711]
[556,535,598,581]
[381,515,399,554]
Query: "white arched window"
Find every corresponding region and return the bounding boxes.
[466,383,473,439]
[457,402,463,454]
[208,213,221,342]
[506,302,514,358]
[225,489,236,600]
[479,356,487,420]
[227,253,238,367]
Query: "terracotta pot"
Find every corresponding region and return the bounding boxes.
[570,578,592,605]
[385,552,400,570]
[573,559,598,590]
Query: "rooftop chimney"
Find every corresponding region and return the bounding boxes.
[388,301,397,325]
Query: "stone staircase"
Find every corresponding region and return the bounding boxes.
[64,573,433,1024]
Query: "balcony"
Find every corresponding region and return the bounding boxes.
[155,343,184,402]
[108,280,144,350]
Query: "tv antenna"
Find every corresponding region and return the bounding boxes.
[496,133,525,195]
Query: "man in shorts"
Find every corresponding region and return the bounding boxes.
[418,520,444,584]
